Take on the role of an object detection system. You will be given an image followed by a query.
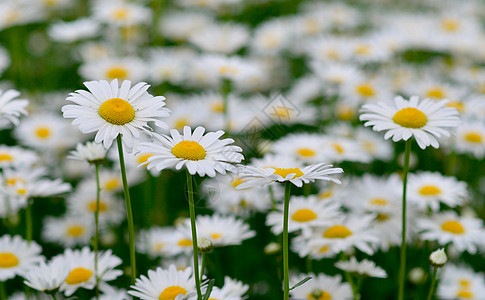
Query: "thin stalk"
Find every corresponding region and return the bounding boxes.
[52,292,58,300]
[187,171,202,300]
[0,282,5,300]
[398,139,412,300]
[345,272,359,300]
[116,135,136,284]
[426,268,438,300]
[200,253,206,282]
[26,198,32,244]
[306,256,312,273]
[94,163,101,300]
[283,182,291,300]
[269,185,276,211]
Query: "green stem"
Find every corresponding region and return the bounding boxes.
[26,198,32,244]
[52,292,58,300]
[200,253,206,282]
[398,139,412,300]
[187,171,202,300]
[345,272,359,300]
[426,268,438,300]
[0,282,6,300]
[269,185,276,211]
[94,163,101,300]
[306,255,312,273]
[116,135,136,284]
[283,182,291,300]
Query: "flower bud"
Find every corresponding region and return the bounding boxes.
[264,242,281,255]
[197,237,213,253]
[429,248,447,268]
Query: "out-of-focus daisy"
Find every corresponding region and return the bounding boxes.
[62,79,169,151]
[0,146,37,169]
[189,22,249,54]
[98,286,130,300]
[47,18,100,43]
[271,133,326,164]
[128,265,197,300]
[437,264,485,300]
[79,57,147,83]
[335,257,387,278]
[266,195,341,235]
[251,18,294,55]
[290,273,352,300]
[23,259,70,293]
[454,120,485,159]
[137,227,175,259]
[67,141,107,164]
[355,128,394,161]
[0,235,43,281]
[360,96,461,149]
[55,247,123,296]
[93,1,152,27]
[160,11,213,42]
[138,126,243,177]
[0,89,29,129]
[417,212,485,254]
[407,172,468,211]
[321,136,371,163]
[42,215,94,247]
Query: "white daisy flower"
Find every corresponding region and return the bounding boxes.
[271,133,326,164]
[42,215,94,247]
[138,126,244,177]
[67,141,107,164]
[47,18,100,43]
[290,273,352,300]
[55,247,123,296]
[137,227,176,259]
[407,172,468,211]
[335,256,387,278]
[79,57,147,83]
[360,96,461,149]
[355,128,394,161]
[0,146,37,169]
[98,286,130,300]
[454,120,485,159]
[188,22,250,54]
[23,259,70,292]
[0,235,43,281]
[0,89,29,129]
[93,1,152,27]
[62,79,170,151]
[321,136,371,163]
[128,265,197,300]
[416,212,485,254]
[291,235,337,259]
[216,276,249,298]
[437,264,485,300]
[266,195,341,235]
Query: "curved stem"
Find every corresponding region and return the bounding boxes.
[426,268,438,300]
[398,139,412,300]
[283,182,291,300]
[26,198,32,244]
[94,163,101,300]
[117,135,136,284]
[187,171,202,300]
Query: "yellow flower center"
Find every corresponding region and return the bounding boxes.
[337,106,354,120]
[98,98,135,125]
[460,279,471,287]
[426,87,446,99]
[441,220,465,234]
[370,198,388,206]
[441,19,460,32]
[418,185,441,196]
[66,226,84,237]
[88,201,107,212]
[355,45,371,55]
[272,168,304,179]
[65,268,93,285]
[464,132,483,144]
[376,214,389,221]
[210,102,225,113]
[232,178,246,189]
[332,143,344,154]
[106,66,128,80]
[154,243,165,251]
[159,286,187,300]
[178,239,192,247]
[456,290,473,299]
[356,83,375,97]
[318,191,332,199]
[112,7,129,20]
[137,153,153,165]
[273,107,292,120]
[323,225,352,239]
[0,153,13,162]
[171,141,206,161]
[318,245,329,253]
[35,127,51,139]
[218,66,239,76]
[392,107,427,128]
[307,290,332,300]
[211,233,223,240]
[174,117,189,129]
[6,178,18,186]
[291,209,317,222]
[16,188,27,195]
[0,252,19,268]
[446,101,464,112]
[104,178,120,191]
[297,148,316,158]
[326,49,340,60]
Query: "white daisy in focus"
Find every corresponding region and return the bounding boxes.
[360,96,461,149]
[0,89,29,129]
[42,215,94,247]
[62,79,170,151]
[68,141,107,164]
[23,259,70,293]
[290,273,352,300]
[138,126,244,177]
[407,172,468,211]
[416,212,485,254]
[128,265,197,300]
[335,256,387,278]
[0,235,43,281]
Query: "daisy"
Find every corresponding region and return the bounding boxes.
[188,22,250,54]
[138,126,244,177]
[360,95,461,149]
[42,215,94,247]
[290,273,352,300]
[22,259,70,293]
[417,212,485,254]
[0,235,43,281]
[79,57,147,83]
[335,257,387,278]
[47,18,100,43]
[0,146,37,169]
[136,227,176,258]
[93,1,152,27]
[321,136,371,163]
[454,120,485,159]
[437,264,485,300]
[160,11,213,42]
[0,89,29,129]
[271,133,326,164]
[355,128,394,161]
[128,265,197,300]
[62,79,170,151]
[67,141,107,164]
[407,172,468,211]
[291,234,338,259]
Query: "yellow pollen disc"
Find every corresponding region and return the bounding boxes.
[65,268,93,285]
[88,201,107,212]
[17,188,27,195]
[376,214,389,221]
[273,168,304,179]
[43,0,57,6]
[441,220,465,234]
[460,279,471,287]
[218,66,239,76]
[154,243,165,251]
[178,239,192,247]
[112,7,129,20]
[297,148,316,158]
[323,225,352,239]
[6,11,20,24]
[171,141,206,161]
[418,185,441,196]
[446,101,464,112]
[174,117,189,129]
[464,132,483,144]
[363,141,375,153]
[211,233,223,240]
[355,45,371,55]
[356,83,375,97]
[98,98,135,125]
[232,178,246,189]
[370,198,388,206]
[307,291,332,300]
[159,286,187,300]
[318,191,332,199]
[332,143,344,154]
[318,246,329,253]
[337,106,354,120]
[426,87,445,98]
[104,178,120,191]
[442,19,460,32]
[392,107,427,128]
[326,49,340,60]
[304,19,319,34]
[106,66,128,80]
[0,252,19,268]
[456,290,473,299]
[0,153,13,162]
[210,102,225,113]
[35,127,51,139]
[137,153,153,165]
[66,226,84,237]
[291,209,317,222]
[6,178,17,186]
[273,107,292,120]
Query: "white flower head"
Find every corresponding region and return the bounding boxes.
[23,259,70,292]
[335,257,387,278]
[68,141,107,164]
[429,248,447,267]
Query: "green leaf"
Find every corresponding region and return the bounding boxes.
[289,276,312,291]
[203,279,216,300]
